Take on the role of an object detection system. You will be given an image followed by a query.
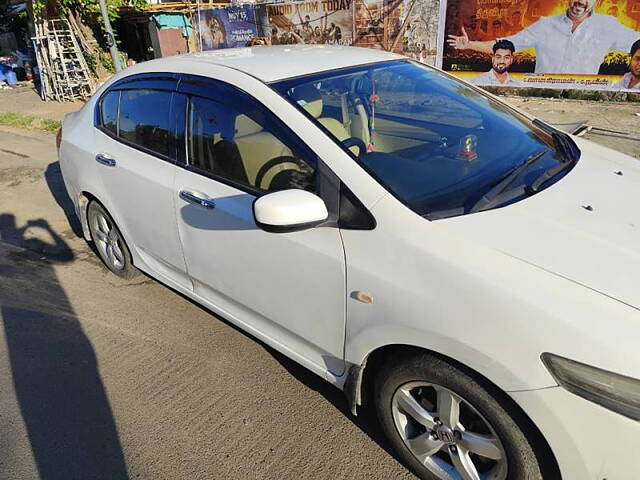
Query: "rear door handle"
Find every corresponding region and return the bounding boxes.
[179,190,216,209]
[96,153,116,167]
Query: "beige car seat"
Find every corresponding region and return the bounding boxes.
[293,85,362,155]
[233,114,301,190]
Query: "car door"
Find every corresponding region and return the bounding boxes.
[93,74,189,288]
[172,76,347,375]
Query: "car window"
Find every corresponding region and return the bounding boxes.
[118,89,173,157]
[373,70,482,129]
[187,94,316,193]
[274,61,569,220]
[100,91,119,135]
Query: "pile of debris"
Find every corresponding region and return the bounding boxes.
[32,16,95,102]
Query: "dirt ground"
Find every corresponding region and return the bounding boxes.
[505,95,640,160]
[0,84,83,121]
[0,91,639,479]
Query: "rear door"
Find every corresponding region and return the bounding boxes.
[172,76,347,375]
[92,74,189,288]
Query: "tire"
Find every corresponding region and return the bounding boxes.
[375,352,546,480]
[87,201,139,279]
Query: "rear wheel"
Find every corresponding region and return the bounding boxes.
[87,201,138,279]
[375,353,545,480]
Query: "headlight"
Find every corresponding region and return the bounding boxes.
[541,353,640,422]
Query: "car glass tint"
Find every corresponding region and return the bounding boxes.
[119,89,172,157]
[188,95,316,193]
[274,61,569,219]
[101,91,119,135]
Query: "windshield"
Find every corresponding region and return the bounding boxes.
[272,61,578,219]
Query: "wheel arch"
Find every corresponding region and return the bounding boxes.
[352,343,562,479]
[77,190,98,241]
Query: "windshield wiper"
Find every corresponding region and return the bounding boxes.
[470,148,549,214]
[525,157,576,195]
[533,119,581,163]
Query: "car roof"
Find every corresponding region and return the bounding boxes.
[166,45,404,83]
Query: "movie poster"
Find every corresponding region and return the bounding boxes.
[400,0,440,64]
[198,5,259,50]
[266,0,354,45]
[441,0,640,90]
[352,0,439,64]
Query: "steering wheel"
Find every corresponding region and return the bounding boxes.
[254,156,304,191]
[342,137,367,159]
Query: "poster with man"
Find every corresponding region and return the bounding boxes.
[266,0,353,46]
[442,0,640,90]
[198,5,259,50]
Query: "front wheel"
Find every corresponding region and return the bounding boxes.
[375,352,546,480]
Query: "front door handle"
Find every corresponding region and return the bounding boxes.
[179,190,216,209]
[96,153,116,167]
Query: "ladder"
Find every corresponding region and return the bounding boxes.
[46,18,94,101]
[32,17,95,102]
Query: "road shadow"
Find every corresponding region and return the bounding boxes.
[0,214,128,479]
[44,161,83,237]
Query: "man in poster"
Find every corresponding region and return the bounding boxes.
[611,39,640,90]
[447,0,640,74]
[472,40,521,86]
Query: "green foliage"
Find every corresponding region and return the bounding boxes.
[42,118,63,132]
[0,111,36,128]
[0,111,61,132]
[33,0,148,22]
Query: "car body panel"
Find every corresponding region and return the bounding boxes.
[511,387,640,480]
[342,192,640,391]
[174,166,347,375]
[173,45,403,82]
[442,138,640,313]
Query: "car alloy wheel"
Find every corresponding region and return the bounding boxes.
[87,201,138,279]
[92,210,126,271]
[391,381,507,480]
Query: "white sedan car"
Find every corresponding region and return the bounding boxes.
[59,45,640,480]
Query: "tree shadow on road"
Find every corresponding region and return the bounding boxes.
[0,214,128,479]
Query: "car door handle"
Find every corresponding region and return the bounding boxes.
[96,153,116,167]
[179,190,216,209]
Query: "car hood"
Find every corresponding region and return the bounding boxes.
[440,137,640,309]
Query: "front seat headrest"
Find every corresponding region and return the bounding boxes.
[292,85,323,119]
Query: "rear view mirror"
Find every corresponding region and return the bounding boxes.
[253,189,328,233]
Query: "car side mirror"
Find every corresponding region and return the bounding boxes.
[253,189,329,233]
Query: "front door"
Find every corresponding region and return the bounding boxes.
[173,77,346,375]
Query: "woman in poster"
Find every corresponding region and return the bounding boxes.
[201,15,227,50]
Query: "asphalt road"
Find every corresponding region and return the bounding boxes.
[0,127,415,479]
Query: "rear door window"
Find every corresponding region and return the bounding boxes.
[100,91,119,135]
[118,89,173,157]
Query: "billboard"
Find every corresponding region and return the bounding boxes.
[441,0,640,90]
[352,0,439,64]
[197,5,259,50]
[400,0,440,64]
[266,0,354,45]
